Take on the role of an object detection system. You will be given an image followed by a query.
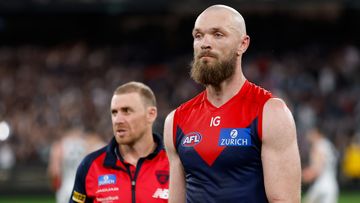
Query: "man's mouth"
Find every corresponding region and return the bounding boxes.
[199,52,217,59]
[116,129,127,136]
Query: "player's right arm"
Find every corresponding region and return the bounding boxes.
[164,110,186,203]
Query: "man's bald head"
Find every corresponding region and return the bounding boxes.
[196,4,247,37]
[191,4,250,88]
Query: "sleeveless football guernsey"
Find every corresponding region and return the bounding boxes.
[173,80,272,203]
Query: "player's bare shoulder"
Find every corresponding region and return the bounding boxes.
[262,98,296,145]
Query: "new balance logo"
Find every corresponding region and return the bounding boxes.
[152,188,169,199]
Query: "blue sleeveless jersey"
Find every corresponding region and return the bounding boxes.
[173,80,272,203]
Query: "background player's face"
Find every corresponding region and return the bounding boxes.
[191,9,240,87]
[110,92,151,145]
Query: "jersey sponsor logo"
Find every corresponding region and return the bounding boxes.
[98,174,116,186]
[218,128,251,146]
[181,132,202,147]
[210,116,221,127]
[72,190,86,203]
[96,196,119,202]
[96,187,119,194]
[155,170,169,185]
[152,188,169,199]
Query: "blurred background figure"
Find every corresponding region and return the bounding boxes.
[0,121,15,182]
[342,132,360,183]
[0,142,15,171]
[302,127,339,203]
[47,127,105,203]
[0,142,15,181]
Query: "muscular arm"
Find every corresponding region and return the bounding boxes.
[163,110,186,203]
[261,98,301,202]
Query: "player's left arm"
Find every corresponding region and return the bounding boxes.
[261,98,301,203]
[69,158,93,203]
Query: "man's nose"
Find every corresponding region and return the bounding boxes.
[114,114,125,123]
[200,35,211,50]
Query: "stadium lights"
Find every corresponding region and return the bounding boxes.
[0,121,10,141]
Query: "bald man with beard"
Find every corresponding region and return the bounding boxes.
[164,5,301,203]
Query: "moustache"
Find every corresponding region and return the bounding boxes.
[197,51,218,59]
[113,124,126,129]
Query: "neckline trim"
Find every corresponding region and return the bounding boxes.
[203,80,250,110]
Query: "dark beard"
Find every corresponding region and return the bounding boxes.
[190,52,237,88]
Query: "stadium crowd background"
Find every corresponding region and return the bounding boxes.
[0,0,360,196]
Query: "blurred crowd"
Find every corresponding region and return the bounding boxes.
[0,41,200,165]
[0,41,360,182]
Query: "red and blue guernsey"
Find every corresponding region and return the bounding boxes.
[70,133,169,203]
[173,80,272,203]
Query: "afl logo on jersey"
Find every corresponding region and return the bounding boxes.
[181,132,202,147]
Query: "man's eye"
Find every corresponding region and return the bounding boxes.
[214,32,223,38]
[194,33,202,39]
[123,108,131,114]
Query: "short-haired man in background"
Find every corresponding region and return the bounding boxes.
[70,81,169,203]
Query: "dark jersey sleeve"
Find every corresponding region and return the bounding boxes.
[69,156,94,203]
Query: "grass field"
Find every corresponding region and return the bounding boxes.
[0,196,55,203]
[0,192,359,203]
[338,192,360,203]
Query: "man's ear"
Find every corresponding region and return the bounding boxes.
[147,106,157,123]
[237,35,250,55]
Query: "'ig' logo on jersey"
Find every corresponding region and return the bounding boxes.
[210,116,221,127]
[181,132,202,147]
